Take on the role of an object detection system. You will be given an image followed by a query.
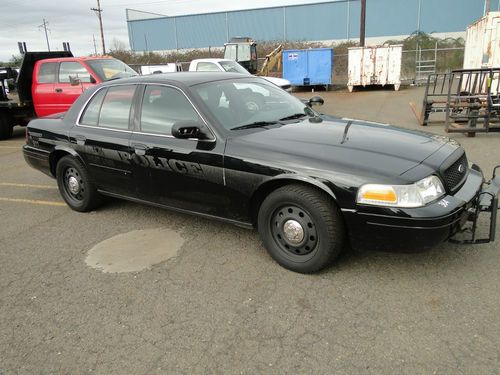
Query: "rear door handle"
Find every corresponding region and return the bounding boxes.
[74,134,86,145]
[55,88,63,93]
[132,143,148,156]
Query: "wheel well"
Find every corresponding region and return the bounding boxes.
[49,150,72,177]
[0,109,12,125]
[249,179,337,225]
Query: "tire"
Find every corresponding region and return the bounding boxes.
[56,156,102,212]
[257,184,345,273]
[0,113,13,140]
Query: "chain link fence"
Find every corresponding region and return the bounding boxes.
[137,47,465,87]
[330,46,465,86]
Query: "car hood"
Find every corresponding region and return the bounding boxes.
[261,76,291,88]
[226,116,460,183]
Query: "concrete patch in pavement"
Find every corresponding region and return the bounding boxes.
[85,228,184,273]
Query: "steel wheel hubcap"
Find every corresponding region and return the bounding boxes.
[64,167,85,201]
[283,219,304,244]
[271,205,318,256]
[68,176,80,194]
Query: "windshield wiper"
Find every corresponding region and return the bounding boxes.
[279,113,308,121]
[230,121,279,131]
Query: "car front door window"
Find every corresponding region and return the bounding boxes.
[140,85,199,135]
[59,62,93,83]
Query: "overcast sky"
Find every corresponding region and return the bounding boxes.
[0,0,325,61]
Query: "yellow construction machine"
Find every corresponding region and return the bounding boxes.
[223,37,283,76]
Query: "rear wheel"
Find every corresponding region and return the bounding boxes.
[257,184,345,273]
[0,112,13,140]
[56,156,102,212]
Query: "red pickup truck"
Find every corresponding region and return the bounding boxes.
[0,52,137,139]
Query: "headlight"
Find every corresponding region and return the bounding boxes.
[356,175,445,208]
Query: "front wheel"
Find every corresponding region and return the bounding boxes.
[56,156,102,212]
[257,184,346,273]
[0,113,13,140]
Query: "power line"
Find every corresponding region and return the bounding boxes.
[91,0,106,54]
[38,18,50,51]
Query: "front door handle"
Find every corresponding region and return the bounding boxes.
[55,88,63,93]
[74,134,86,145]
[132,143,148,156]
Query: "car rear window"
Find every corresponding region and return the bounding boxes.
[196,62,220,72]
[37,62,57,84]
[79,85,135,129]
[98,85,136,130]
[80,88,107,126]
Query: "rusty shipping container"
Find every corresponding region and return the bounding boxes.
[463,11,500,69]
[347,45,403,92]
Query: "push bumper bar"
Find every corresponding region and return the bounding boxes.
[450,166,500,244]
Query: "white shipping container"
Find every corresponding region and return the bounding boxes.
[463,11,500,69]
[347,45,402,92]
[463,12,500,95]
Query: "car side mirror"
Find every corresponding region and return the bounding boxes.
[308,95,324,107]
[172,120,213,141]
[69,75,81,86]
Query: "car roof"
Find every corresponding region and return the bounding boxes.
[38,56,115,63]
[103,72,259,87]
[191,58,233,64]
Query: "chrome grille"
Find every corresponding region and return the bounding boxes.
[443,153,468,192]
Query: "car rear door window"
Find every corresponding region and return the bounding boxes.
[196,62,220,72]
[38,62,57,83]
[140,85,198,135]
[80,88,107,126]
[59,62,93,83]
[97,85,136,130]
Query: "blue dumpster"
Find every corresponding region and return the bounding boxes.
[283,48,333,87]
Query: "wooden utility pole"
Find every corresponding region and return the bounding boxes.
[484,0,491,15]
[38,18,50,51]
[91,0,106,54]
[360,0,366,47]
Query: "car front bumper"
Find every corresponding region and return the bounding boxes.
[343,167,500,252]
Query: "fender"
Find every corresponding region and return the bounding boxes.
[260,174,339,201]
[49,145,87,177]
[247,174,342,224]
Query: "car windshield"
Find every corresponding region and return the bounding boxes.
[219,60,250,74]
[193,79,315,131]
[86,59,138,81]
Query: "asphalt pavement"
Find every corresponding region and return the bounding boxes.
[0,86,499,374]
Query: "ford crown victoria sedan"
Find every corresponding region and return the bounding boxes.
[23,73,499,273]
